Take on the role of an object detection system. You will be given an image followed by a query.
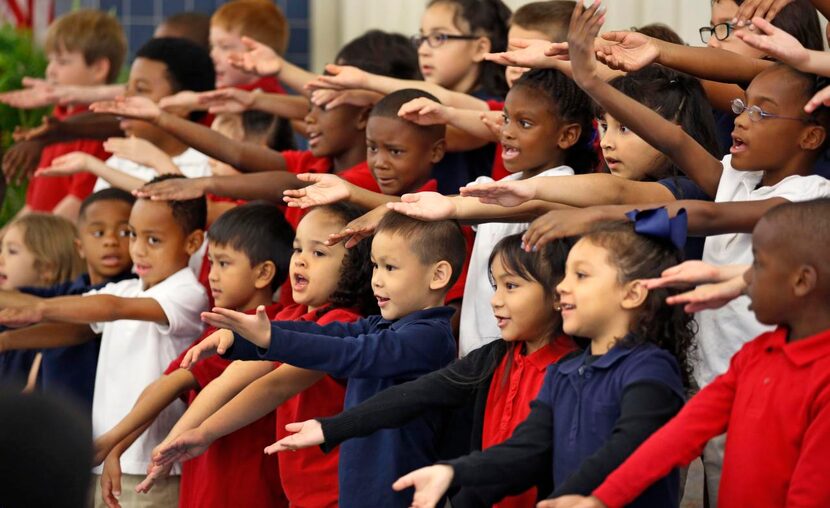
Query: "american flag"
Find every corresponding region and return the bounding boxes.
[0,0,54,37]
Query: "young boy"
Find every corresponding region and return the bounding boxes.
[0,188,136,411]
[182,212,467,508]
[36,37,216,193]
[95,202,294,508]
[7,10,125,222]
[547,199,830,508]
[0,175,208,507]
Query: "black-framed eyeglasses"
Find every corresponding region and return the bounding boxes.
[410,33,480,48]
[730,98,814,123]
[699,22,734,44]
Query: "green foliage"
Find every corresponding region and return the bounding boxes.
[0,24,49,226]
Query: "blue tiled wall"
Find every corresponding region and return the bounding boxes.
[54,0,310,70]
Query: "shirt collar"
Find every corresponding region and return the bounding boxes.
[384,306,456,330]
[772,326,830,367]
[522,336,573,371]
[558,337,641,374]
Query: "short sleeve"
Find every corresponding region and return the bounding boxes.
[281,150,325,175]
[768,175,830,202]
[82,281,127,335]
[657,176,712,201]
[144,274,208,339]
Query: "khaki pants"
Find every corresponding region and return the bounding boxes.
[90,473,179,508]
[702,434,726,508]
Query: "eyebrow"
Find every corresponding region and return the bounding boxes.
[750,94,779,107]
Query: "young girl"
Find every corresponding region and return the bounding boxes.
[392,217,694,508]
[0,214,85,389]
[106,203,377,508]
[388,67,595,356]
[270,233,576,508]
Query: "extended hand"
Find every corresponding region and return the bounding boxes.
[735,17,809,67]
[228,36,283,77]
[264,419,325,454]
[392,464,455,508]
[305,64,369,92]
[91,96,162,122]
[386,192,458,221]
[665,275,747,313]
[0,305,44,328]
[197,88,255,115]
[459,179,535,207]
[180,329,233,369]
[134,177,209,201]
[283,173,351,208]
[523,208,602,252]
[397,97,454,126]
[596,31,659,72]
[151,427,213,467]
[567,0,606,84]
[200,305,272,349]
[326,205,386,248]
[100,453,123,508]
[485,38,566,68]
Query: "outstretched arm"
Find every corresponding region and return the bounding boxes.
[197,88,310,120]
[387,191,566,225]
[0,322,97,351]
[0,294,168,328]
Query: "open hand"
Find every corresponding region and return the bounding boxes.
[665,275,747,313]
[459,179,535,207]
[326,205,386,248]
[732,0,794,26]
[151,427,213,467]
[36,151,101,178]
[3,140,44,184]
[158,90,203,114]
[386,192,457,221]
[485,38,566,68]
[0,305,44,328]
[596,31,659,72]
[310,88,381,110]
[641,260,731,290]
[264,419,324,454]
[180,329,233,369]
[735,16,808,66]
[283,173,351,208]
[567,0,606,85]
[91,96,162,122]
[200,305,272,349]
[135,461,173,494]
[392,464,455,508]
[228,36,283,77]
[103,137,174,173]
[197,88,255,114]
[397,97,454,126]
[305,64,369,92]
[134,177,209,201]
[523,208,602,252]
[0,78,60,109]
[100,453,123,508]
[480,110,505,139]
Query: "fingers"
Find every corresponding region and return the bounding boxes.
[391,473,415,492]
[805,85,830,113]
[263,440,284,454]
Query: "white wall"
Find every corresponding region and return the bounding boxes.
[309,0,712,73]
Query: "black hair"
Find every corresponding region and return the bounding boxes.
[375,211,467,290]
[428,0,512,97]
[208,201,294,290]
[370,89,446,142]
[309,203,379,317]
[336,30,421,79]
[144,174,207,234]
[582,221,696,386]
[135,37,216,121]
[602,65,720,183]
[725,0,823,51]
[443,234,573,387]
[634,23,685,45]
[241,109,296,151]
[763,64,830,150]
[510,1,575,42]
[762,198,830,266]
[79,187,135,220]
[512,68,597,173]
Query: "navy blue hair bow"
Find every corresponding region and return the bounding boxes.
[624,207,688,251]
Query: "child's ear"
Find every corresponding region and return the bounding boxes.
[254,261,277,290]
[184,230,205,256]
[799,124,826,151]
[557,122,582,151]
[74,238,86,261]
[792,263,818,298]
[430,138,447,164]
[620,280,649,310]
[429,260,453,291]
[89,57,111,84]
[472,36,492,63]
[355,107,372,131]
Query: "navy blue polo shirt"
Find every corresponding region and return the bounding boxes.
[227,306,457,508]
[538,341,685,508]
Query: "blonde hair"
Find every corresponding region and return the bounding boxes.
[7,214,85,286]
[44,9,127,83]
[211,0,289,55]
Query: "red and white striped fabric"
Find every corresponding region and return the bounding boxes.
[0,0,54,37]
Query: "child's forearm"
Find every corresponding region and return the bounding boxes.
[445,108,499,146]
[276,60,319,95]
[252,92,310,120]
[0,323,96,351]
[0,290,41,308]
[166,360,274,437]
[655,39,773,85]
[364,74,489,111]
[202,170,304,202]
[86,160,150,192]
[453,195,566,223]
[38,294,167,325]
[155,111,287,173]
[348,185,398,209]
[199,365,325,442]
[799,49,830,76]
[532,175,680,207]
[45,113,123,143]
[577,75,722,197]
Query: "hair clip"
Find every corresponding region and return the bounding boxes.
[624,207,688,251]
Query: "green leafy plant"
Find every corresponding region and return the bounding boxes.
[0,24,49,226]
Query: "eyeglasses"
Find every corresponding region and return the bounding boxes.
[699,22,734,44]
[730,98,813,123]
[410,33,479,48]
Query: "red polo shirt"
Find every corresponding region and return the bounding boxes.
[165,303,287,508]
[26,105,108,211]
[271,304,362,508]
[486,100,510,181]
[594,326,830,508]
[482,336,577,508]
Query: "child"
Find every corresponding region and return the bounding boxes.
[5,10,125,222]
[0,174,208,507]
[388,67,595,356]
[272,234,577,508]
[154,12,211,49]
[93,202,294,508]
[548,199,830,508]
[0,214,85,389]
[180,212,466,508]
[6,189,135,410]
[146,203,377,508]
[393,214,693,508]
[36,37,216,193]
[95,31,422,216]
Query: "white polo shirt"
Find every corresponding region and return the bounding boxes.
[86,267,208,475]
[695,155,830,386]
[93,147,212,192]
[458,165,575,357]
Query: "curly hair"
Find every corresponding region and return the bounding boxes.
[312,203,379,318]
[512,68,598,173]
[581,221,697,386]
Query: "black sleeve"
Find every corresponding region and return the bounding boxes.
[445,399,553,492]
[319,343,497,452]
[550,381,684,497]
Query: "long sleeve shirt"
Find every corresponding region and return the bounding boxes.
[225,306,457,508]
[594,327,830,508]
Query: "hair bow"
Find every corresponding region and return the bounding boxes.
[624,207,687,251]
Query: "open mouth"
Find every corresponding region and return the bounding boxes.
[495,315,510,328]
[502,144,520,161]
[293,274,309,291]
[134,263,151,276]
[375,295,390,307]
[307,131,322,148]
[730,136,747,155]
[0,273,7,285]
[100,254,123,267]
